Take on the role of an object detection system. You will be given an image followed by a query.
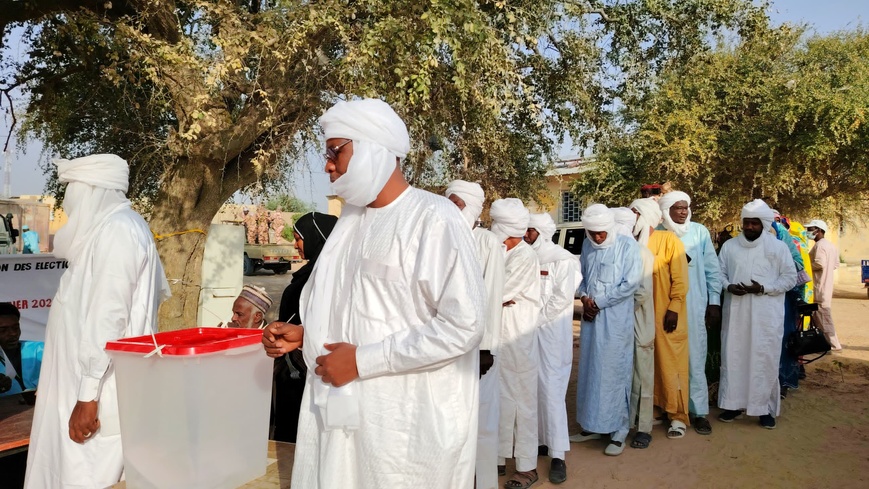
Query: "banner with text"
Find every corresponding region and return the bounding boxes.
[0,255,68,342]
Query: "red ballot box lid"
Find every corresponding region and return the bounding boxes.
[105,327,263,356]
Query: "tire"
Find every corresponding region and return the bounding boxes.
[243,254,254,276]
[273,264,290,275]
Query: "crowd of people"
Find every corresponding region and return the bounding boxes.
[6,98,844,489]
[241,205,287,245]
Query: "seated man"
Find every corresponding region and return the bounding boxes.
[227,285,273,329]
[0,302,44,402]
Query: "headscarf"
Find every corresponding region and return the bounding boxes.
[630,197,662,246]
[53,154,132,264]
[319,99,410,207]
[238,285,273,315]
[293,212,338,264]
[659,191,692,237]
[611,207,636,238]
[527,213,556,250]
[445,180,485,228]
[489,198,529,244]
[741,199,775,233]
[582,203,616,249]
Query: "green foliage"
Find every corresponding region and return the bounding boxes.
[575,24,869,226]
[2,0,771,209]
[265,194,314,214]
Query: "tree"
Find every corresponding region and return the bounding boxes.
[265,194,314,214]
[1,0,769,328]
[575,25,869,226]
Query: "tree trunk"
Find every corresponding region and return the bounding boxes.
[148,157,251,331]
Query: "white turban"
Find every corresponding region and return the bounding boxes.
[55,154,129,192]
[445,180,485,228]
[612,207,636,238]
[582,203,616,249]
[630,197,662,246]
[804,219,829,234]
[53,155,132,264]
[319,99,410,207]
[527,212,556,251]
[659,191,692,237]
[489,198,529,243]
[741,199,775,233]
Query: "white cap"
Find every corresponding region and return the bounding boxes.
[804,219,828,233]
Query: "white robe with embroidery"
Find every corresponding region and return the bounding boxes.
[25,207,168,489]
[535,241,581,458]
[718,233,797,416]
[497,241,541,472]
[292,188,485,489]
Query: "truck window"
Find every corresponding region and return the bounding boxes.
[563,228,585,256]
[552,229,561,246]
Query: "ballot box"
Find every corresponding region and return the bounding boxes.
[106,328,272,489]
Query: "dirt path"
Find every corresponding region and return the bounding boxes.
[510,283,869,488]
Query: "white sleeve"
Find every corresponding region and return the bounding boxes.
[538,257,579,326]
[78,219,146,401]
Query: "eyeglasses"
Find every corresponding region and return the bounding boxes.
[325,139,352,162]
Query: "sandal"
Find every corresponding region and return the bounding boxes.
[498,465,506,477]
[667,420,687,439]
[693,416,712,435]
[630,431,652,449]
[504,470,538,489]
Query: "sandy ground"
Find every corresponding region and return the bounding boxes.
[246,272,869,488]
[510,282,869,489]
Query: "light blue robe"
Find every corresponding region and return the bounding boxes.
[659,222,722,416]
[576,234,642,442]
[1,340,44,396]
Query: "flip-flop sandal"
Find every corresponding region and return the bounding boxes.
[667,420,687,439]
[504,470,538,489]
[693,416,712,435]
[630,432,652,449]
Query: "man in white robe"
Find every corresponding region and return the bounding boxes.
[261,99,485,489]
[571,204,642,456]
[718,199,797,429]
[805,219,843,351]
[612,207,656,449]
[445,180,505,489]
[658,192,722,435]
[525,212,581,484]
[25,154,170,489]
[491,198,541,488]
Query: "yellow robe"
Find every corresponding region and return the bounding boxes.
[648,230,691,425]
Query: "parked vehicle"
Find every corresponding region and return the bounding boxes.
[553,222,585,256]
[243,243,301,276]
[0,212,19,254]
[862,259,869,299]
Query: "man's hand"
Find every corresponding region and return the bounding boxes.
[705,305,722,329]
[262,322,304,358]
[741,280,763,295]
[727,283,747,296]
[0,375,12,394]
[581,297,599,322]
[315,343,359,387]
[663,311,679,333]
[480,350,495,378]
[69,400,100,444]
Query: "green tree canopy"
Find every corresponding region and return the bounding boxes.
[575,25,869,226]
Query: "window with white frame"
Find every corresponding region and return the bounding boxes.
[561,191,582,223]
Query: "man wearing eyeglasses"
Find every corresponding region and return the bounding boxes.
[262,98,485,489]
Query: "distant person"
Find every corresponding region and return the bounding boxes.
[445,180,505,489]
[640,184,663,200]
[571,204,642,457]
[491,198,541,488]
[0,302,43,401]
[525,212,581,482]
[273,211,337,443]
[658,192,721,435]
[22,225,40,254]
[805,219,842,351]
[242,206,257,244]
[261,98,485,488]
[25,154,170,489]
[228,285,273,329]
[718,200,797,429]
